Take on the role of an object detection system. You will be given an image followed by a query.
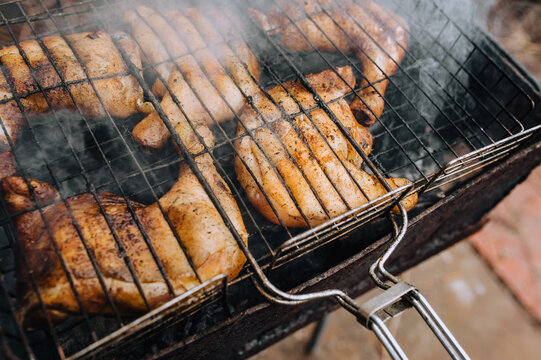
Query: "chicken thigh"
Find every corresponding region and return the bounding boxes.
[0,30,150,178]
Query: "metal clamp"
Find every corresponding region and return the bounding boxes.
[356,204,471,360]
[356,281,470,360]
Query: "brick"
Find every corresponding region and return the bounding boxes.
[470,166,541,322]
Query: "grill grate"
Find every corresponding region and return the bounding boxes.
[0,0,539,358]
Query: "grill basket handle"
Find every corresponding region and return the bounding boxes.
[251,203,471,360]
[356,205,471,360]
[355,281,471,360]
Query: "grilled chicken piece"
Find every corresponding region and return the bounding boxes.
[0,30,151,179]
[0,151,16,179]
[125,5,260,150]
[0,68,24,179]
[2,92,247,327]
[235,66,417,227]
[249,0,408,126]
[0,30,148,119]
[4,155,247,327]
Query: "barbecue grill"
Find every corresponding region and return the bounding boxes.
[0,0,540,359]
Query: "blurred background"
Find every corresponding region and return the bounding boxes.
[251,1,541,359]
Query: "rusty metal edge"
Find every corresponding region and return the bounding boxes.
[68,274,227,360]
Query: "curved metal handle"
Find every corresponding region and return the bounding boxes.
[357,282,471,360]
[362,204,470,360]
[369,203,409,289]
[249,201,470,360]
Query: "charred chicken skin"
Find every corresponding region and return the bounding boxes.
[235,66,417,227]
[0,30,150,178]
[0,69,23,178]
[125,5,260,150]
[249,0,408,126]
[2,93,247,327]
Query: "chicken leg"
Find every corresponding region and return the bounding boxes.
[235,66,417,227]
[125,6,260,150]
[248,0,408,126]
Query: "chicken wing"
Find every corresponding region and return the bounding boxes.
[235,66,417,227]
[249,0,408,126]
[2,86,247,327]
[125,5,260,150]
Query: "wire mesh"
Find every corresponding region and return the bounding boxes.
[0,0,539,358]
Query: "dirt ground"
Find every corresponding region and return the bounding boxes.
[251,1,541,359]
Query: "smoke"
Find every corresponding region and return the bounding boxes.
[0,0,517,232]
[0,0,514,222]
[13,110,179,203]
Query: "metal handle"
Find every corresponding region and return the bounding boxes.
[357,204,470,360]
[250,202,470,360]
[356,281,470,360]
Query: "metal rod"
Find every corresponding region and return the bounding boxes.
[370,316,408,360]
[304,315,329,355]
[410,292,471,360]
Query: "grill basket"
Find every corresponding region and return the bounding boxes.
[0,0,539,359]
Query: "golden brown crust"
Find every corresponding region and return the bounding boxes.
[126,6,260,150]
[2,32,249,324]
[3,152,247,327]
[0,30,149,178]
[250,0,409,126]
[235,66,416,227]
[0,30,146,119]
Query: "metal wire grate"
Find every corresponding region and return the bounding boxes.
[0,0,539,358]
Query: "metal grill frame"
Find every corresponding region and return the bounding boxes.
[0,0,539,358]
